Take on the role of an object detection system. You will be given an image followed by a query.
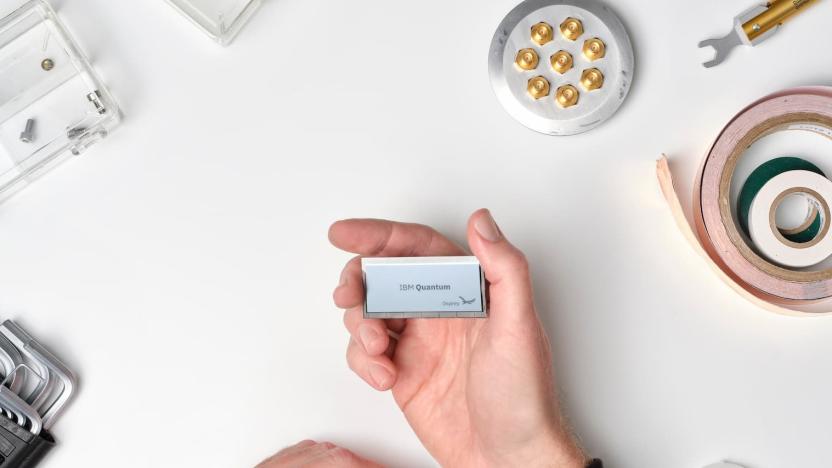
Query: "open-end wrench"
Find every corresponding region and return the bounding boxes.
[699,0,819,68]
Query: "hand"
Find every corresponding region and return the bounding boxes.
[329,209,586,468]
[256,440,381,468]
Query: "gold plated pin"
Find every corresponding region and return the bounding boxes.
[583,38,606,61]
[555,84,579,108]
[531,22,554,46]
[580,68,604,91]
[527,76,551,99]
[560,17,583,41]
[41,58,54,71]
[550,50,573,74]
[515,48,540,70]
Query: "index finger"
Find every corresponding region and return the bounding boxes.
[328,218,466,257]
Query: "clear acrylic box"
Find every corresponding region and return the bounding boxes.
[0,0,120,202]
[167,0,261,45]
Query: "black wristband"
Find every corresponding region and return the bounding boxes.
[585,459,603,468]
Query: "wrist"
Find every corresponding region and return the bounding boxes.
[486,429,586,468]
[535,429,586,468]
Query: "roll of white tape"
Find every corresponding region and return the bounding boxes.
[748,170,832,268]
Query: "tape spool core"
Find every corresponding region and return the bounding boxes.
[769,187,829,249]
[773,192,819,239]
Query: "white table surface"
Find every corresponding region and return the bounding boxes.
[1,0,832,466]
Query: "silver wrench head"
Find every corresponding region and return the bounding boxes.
[698,29,743,68]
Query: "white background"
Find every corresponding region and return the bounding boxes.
[0,0,831,467]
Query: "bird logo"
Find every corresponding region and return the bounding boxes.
[459,296,475,305]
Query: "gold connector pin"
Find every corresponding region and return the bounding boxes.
[555,84,579,108]
[515,48,540,70]
[550,50,573,74]
[580,68,604,91]
[560,18,583,41]
[527,76,551,99]
[531,22,554,46]
[583,38,606,61]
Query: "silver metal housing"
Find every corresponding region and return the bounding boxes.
[488,0,635,136]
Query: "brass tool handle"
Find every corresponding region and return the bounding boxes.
[742,0,819,41]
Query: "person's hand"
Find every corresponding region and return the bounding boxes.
[256,440,381,468]
[329,209,586,468]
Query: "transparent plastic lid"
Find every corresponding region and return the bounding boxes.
[0,0,120,202]
[167,0,261,45]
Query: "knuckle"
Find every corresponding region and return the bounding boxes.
[326,447,356,462]
[370,223,394,255]
[510,249,530,271]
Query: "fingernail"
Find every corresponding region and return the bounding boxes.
[474,210,502,242]
[368,363,392,389]
[358,324,380,352]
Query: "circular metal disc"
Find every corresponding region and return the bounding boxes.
[489,0,635,136]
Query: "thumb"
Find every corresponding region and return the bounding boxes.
[467,209,536,324]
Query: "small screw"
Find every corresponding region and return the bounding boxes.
[41,58,54,71]
[87,91,106,114]
[19,119,35,143]
[67,127,87,139]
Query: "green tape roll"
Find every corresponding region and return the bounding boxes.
[737,157,826,244]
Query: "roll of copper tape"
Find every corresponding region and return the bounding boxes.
[658,87,832,315]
